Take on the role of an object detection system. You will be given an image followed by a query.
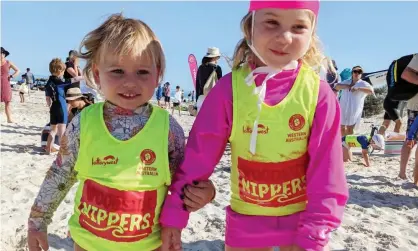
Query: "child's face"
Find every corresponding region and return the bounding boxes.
[252,9,313,68]
[93,53,159,110]
[69,99,85,109]
[59,69,65,77]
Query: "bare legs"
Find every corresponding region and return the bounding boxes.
[19,93,25,103]
[379,119,401,135]
[46,124,66,154]
[4,101,13,123]
[399,142,412,179]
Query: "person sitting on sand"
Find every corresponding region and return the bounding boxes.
[27,14,216,251]
[40,89,94,152]
[400,113,418,185]
[66,87,94,122]
[342,134,385,167]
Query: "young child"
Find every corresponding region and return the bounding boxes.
[44,58,83,154]
[19,74,28,103]
[27,14,215,251]
[402,114,418,185]
[160,1,349,251]
[342,134,385,167]
[172,85,182,116]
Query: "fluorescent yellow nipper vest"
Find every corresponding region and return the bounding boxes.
[229,64,320,216]
[344,135,371,148]
[68,103,171,251]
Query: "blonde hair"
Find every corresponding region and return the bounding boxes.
[324,57,338,76]
[78,13,166,89]
[232,11,324,70]
[49,58,66,75]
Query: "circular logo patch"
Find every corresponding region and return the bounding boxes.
[140,149,156,165]
[289,114,305,131]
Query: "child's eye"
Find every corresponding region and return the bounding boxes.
[264,20,279,28]
[111,69,124,74]
[137,70,149,75]
[293,24,308,30]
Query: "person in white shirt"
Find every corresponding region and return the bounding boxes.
[334,66,374,136]
[172,85,182,116]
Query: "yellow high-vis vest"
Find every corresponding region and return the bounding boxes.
[68,103,171,251]
[229,64,320,216]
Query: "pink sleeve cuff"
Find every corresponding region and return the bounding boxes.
[159,192,190,229]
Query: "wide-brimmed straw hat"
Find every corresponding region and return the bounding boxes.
[66,88,84,100]
[205,47,221,58]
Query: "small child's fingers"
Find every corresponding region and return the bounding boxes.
[183,194,201,210]
[184,186,204,203]
[160,229,171,251]
[172,229,182,251]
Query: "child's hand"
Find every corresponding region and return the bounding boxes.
[160,227,182,251]
[406,139,415,148]
[27,230,49,251]
[182,181,215,212]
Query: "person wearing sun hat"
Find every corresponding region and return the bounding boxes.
[65,87,94,122]
[335,65,374,136]
[160,1,348,251]
[195,47,223,101]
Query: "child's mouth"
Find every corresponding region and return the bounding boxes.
[119,93,140,100]
[270,49,288,56]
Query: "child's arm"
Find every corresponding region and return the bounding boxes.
[362,149,370,167]
[28,115,81,233]
[295,81,349,250]
[407,116,418,140]
[160,74,233,229]
[45,96,51,107]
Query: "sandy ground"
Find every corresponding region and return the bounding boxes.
[1,90,417,251]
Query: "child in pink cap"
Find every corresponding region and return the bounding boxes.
[160,1,349,251]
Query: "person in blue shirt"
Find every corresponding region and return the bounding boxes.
[44,58,82,154]
[404,114,418,186]
[342,134,385,167]
[155,82,163,107]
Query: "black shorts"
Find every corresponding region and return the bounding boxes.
[407,110,418,141]
[173,102,180,107]
[383,97,400,121]
[50,104,68,125]
[165,96,170,102]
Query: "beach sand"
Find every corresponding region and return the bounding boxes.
[1,90,417,251]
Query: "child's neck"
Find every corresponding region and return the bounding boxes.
[104,101,149,115]
[253,59,299,71]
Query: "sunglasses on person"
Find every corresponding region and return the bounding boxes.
[352,70,363,74]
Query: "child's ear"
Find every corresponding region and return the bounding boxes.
[92,64,101,87]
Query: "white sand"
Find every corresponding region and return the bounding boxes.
[1,90,417,251]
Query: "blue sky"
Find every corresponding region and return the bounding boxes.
[2,1,418,92]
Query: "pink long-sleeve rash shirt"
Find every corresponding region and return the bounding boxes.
[160,65,349,250]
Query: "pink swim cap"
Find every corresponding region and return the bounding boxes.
[249,0,320,16]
